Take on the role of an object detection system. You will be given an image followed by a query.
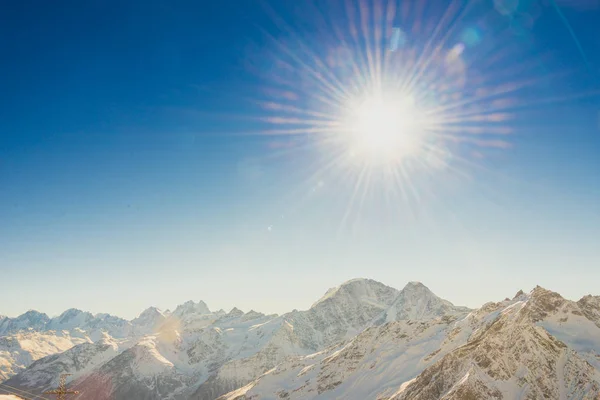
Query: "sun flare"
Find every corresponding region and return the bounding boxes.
[343,93,425,163]
[252,0,531,225]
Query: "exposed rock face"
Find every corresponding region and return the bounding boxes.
[389,288,600,400]
[578,294,600,328]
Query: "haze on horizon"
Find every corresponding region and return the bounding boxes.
[1,0,599,320]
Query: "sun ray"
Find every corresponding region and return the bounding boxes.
[219,0,600,229]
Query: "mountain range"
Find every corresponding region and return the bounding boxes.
[1,279,599,399]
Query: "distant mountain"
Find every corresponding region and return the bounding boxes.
[0,308,131,339]
[131,307,167,335]
[0,302,203,382]
[0,311,50,336]
[2,280,599,400]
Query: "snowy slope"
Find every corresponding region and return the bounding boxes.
[131,307,167,335]
[218,316,469,400]
[0,330,91,381]
[219,285,600,400]
[388,286,600,400]
[191,278,400,399]
[2,333,132,394]
[373,281,470,324]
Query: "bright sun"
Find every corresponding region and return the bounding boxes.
[343,93,424,163]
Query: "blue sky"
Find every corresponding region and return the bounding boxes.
[1,0,599,319]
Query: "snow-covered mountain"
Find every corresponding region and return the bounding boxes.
[0,303,186,382]
[0,309,132,339]
[388,287,600,400]
[131,307,167,335]
[222,285,600,400]
[0,330,91,381]
[373,281,470,324]
[0,279,403,399]
[2,279,600,400]
[0,311,50,336]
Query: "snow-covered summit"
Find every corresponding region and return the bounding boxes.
[310,278,398,310]
[0,311,50,335]
[47,308,94,331]
[131,307,166,334]
[134,307,164,320]
[374,281,471,324]
[227,307,244,317]
[172,300,211,317]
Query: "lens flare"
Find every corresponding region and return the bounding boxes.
[234,0,598,227]
[342,92,425,162]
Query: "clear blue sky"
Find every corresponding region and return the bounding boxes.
[1,0,599,319]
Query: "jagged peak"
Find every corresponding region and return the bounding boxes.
[93,312,127,322]
[340,277,389,288]
[529,285,562,300]
[228,307,244,316]
[136,307,164,319]
[374,281,469,324]
[579,294,599,302]
[405,281,426,288]
[18,310,50,320]
[173,300,211,316]
[400,281,434,294]
[57,308,92,319]
[311,278,397,309]
[241,310,265,322]
[513,289,525,300]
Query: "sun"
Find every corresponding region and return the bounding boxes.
[342,92,425,163]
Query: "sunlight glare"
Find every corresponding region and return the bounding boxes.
[344,93,424,162]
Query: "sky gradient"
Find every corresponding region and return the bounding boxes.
[1,0,599,319]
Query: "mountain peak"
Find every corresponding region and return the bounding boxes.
[227,307,244,317]
[401,281,432,293]
[173,300,211,317]
[57,308,92,320]
[375,281,470,324]
[311,278,397,309]
[529,285,560,300]
[22,310,49,318]
[136,307,164,319]
[131,307,166,333]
